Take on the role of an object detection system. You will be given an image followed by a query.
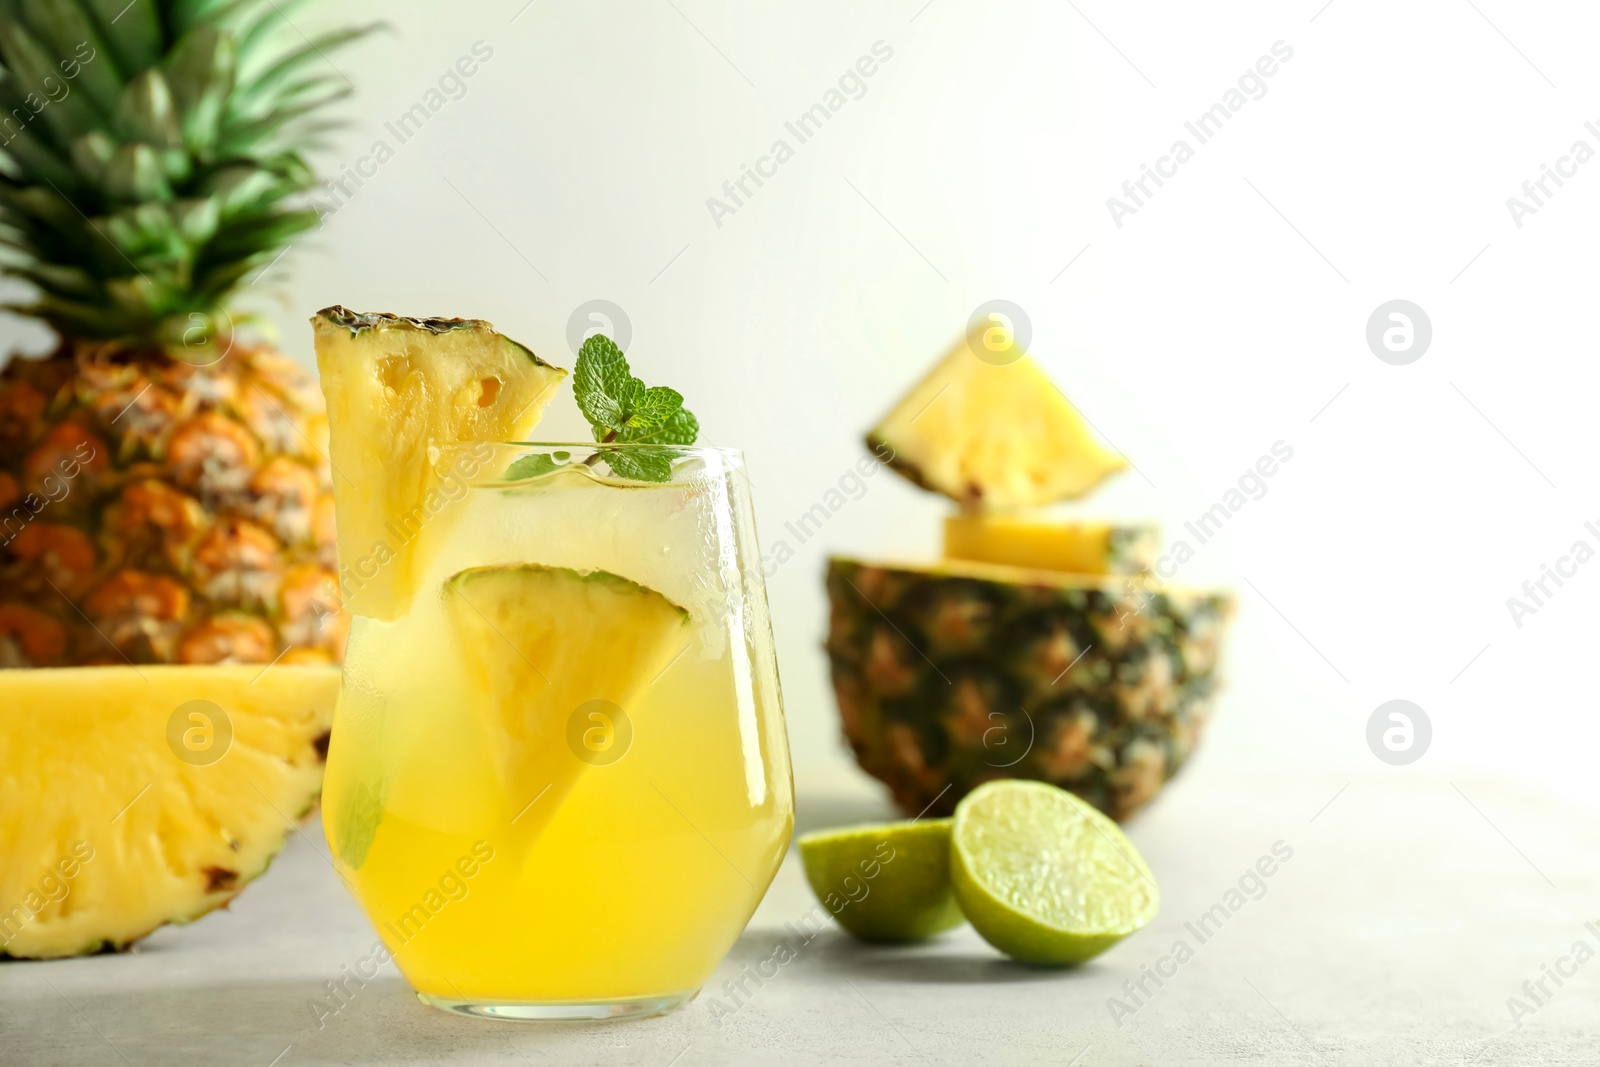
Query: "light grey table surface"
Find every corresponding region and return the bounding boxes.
[4,761,1597,1066]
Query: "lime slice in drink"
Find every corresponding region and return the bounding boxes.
[797,819,964,942]
[951,780,1158,965]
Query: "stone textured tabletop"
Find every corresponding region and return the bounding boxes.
[4,763,1597,1066]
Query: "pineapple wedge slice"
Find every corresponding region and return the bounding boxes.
[443,565,690,839]
[944,515,1158,576]
[312,308,567,619]
[0,665,338,958]
[868,329,1126,511]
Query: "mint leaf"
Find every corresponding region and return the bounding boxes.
[621,406,698,446]
[627,386,683,433]
[505,453,562,480]
[574,334,632,432]
[569,332,698,481]
[336,777,386,870]
[606,448,675,483]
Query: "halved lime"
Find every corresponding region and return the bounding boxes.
[797,819,965,942]
[951,780,1158,965]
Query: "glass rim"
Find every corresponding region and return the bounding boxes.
[498,441,744,458]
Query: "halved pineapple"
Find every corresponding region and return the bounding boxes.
[944,515,1158,575]
[443,565,689,837]
[312,308,567,619]
[0,665,338,958]
[825,557,1232,821]
[868,329,1126,511]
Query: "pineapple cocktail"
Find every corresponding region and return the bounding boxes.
[313,310,793,1019]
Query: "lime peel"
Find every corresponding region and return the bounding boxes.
[797,819,965,942]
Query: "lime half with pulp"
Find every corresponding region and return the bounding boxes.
[798,819,965,942]
[952,780,1158,965]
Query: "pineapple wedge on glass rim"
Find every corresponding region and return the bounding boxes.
[311,309,567,620]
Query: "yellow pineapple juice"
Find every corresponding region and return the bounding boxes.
[321,449,793,1013]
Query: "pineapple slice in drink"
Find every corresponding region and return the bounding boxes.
[868,327,1125,511]
[312,308,567,619]
[443,564,691,842]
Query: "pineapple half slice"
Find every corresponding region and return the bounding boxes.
[867,329,1126,511]
[0,665,338,958]
[443,565,690,839]
[944,515,1159,576]
[312,308,567,619]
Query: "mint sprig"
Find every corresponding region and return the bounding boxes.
[503,335,698,484]
[574,335,699,446]
[579,334,700,481]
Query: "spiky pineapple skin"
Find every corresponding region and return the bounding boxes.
[0,0,370,665]
[826,558,1232,822]
[0,339,346,666]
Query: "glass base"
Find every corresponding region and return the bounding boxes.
[416,989,697,1022]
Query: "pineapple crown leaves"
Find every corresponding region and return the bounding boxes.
[0,0,377,344]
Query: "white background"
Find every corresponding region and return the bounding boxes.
[11,0,1600,803]
[6,5,1600,1062]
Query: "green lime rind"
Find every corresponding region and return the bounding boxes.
[951,780,1159,966]
[798,819,965,942]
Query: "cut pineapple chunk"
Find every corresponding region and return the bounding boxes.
[868,329,1125,511]
[0,665,338,958]
[944,515,1158,575]
[312,308,567,619]
[443,565,689,837]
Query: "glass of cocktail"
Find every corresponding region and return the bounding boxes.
[319,442,794,1020]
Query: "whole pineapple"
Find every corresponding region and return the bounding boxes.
[0,0,369,667]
